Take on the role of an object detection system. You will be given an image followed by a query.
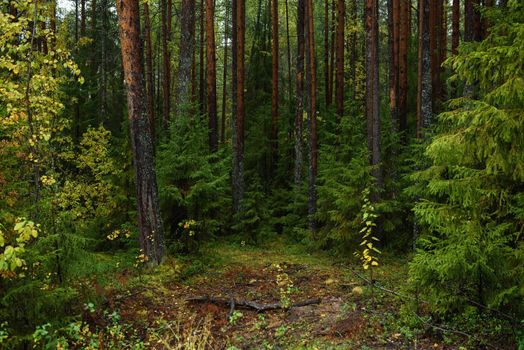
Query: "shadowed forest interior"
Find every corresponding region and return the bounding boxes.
[0,0,523,348]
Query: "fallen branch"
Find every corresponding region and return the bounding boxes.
[187,295,321,312]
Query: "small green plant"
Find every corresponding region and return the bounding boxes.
[272,263,294,308]
[229,310,243,325]
[354,188,381,302]
[275,325,288,338]
[255,314,268,330]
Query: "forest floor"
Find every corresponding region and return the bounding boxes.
[90,238,495,349]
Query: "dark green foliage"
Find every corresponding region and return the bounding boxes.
[408,2,524,322]
[157,115,231,250]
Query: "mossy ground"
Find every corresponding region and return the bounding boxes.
[83,237,509,349]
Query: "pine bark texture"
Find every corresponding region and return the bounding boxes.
[294,0,305,186]
[416,0,432,137]
[116,0,164,265]
[305,0,317,231]
[398,0,409,132]
[206,0,218,152]
[176,0,196,118]
[143,2,155,139]
[221,1,230,144]
[335,0,344,118]
[161,0,171,129]
[324,0,330,107]
[365,0,382,191]
[271,0,279,175]
[233,0,245,214]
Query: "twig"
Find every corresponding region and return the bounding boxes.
[188,295,321,312]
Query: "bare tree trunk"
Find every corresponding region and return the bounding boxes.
[416,0,432,137]
[335,0,344,119]
[324,0,330,107]
[161,0,171,129]
[143,2,155,140]
[221,0,230,144]
[176,0,196,119]
[350,0,356,97]
[116,0,164,265]
[206,0,218,152]
[398,0,409,133]
[452,0,459,55]
[80,0,86,36]
[330,0,336,102]
[285,0,292,107]
[389,0,399,129]
[305,0,317,232]
[270,0,279,176]
[199,0,206,115]
[365,0,382,193]
[233,0,245,214]
[294,0,305,186]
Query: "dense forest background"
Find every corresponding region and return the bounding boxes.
[0,0,523,348]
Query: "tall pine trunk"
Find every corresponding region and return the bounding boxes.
[206,0,218,151]
[324,0,330,107]
[233,0,245,214]
[335,0,344,118]
[294,0,305,186]
[270,0,279,176]
[305,0,318,232]
[116,0,164,265]
[365,0,382,193]
[161,0,171,129]
[416,0,432,137]
[143,2,155,139]
[221,0,230,144]
[398,0,409,133]
[176,0,196,118]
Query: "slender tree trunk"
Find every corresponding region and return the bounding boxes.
[116,0,164,265]
[452,0,459,55]
[329,0,336,102]
[161,0,171,129]
[270,0,279,176]
[335,0,344,119]
[398,0,409,133]
[176,0,196,119]
[350,0,356,97]
[80,0,86,36]
[324,0,330,107]
[365,0,382,193]
[221,0,230,144]
[294,0,305,186]
[233,0,245,214]
[206,0,218,152]
[388,0,399,129]
[144,2,155,140]
[285,0,292,108]
[199,0,205,115]
[416,0,432,137]
[191,13,197,107]
[90,0,96,35]
[305,0,317,232]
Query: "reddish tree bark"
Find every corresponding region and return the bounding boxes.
[389,0,399,128]
[270,0,279,175]
[199,0,205,115]
[116,0,164,265]
[206,0,218,151]
[305,0,317,231]
[176,0,196,118]
[221,0,230,144]
[365,0,382,192]
[324,0,330,107]
[398,0,409,133]
[335,0,344,119]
